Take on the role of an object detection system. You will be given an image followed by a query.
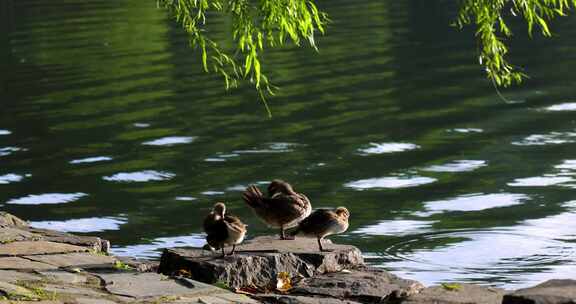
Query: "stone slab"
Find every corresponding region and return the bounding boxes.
[255,294,363,304]
[75,298,119,304]
[43,284,107,297]
[0,270,42,283]
[403,284,504,304]
[0,241,88,256]
[0,227,41,243]
[37,270,89,284]
[96,272,217,299]
[0,281,37,300]
[0,257,56,270]
[503,279,576,304]
[0,212,28,227]
[158,236,364,289]
[292,267,424,302]
[24,252,116,268]
[25,228,105,252]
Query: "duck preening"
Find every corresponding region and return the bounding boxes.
[242,179,312,240]
[203,202,247,257]
[290,207,350,252]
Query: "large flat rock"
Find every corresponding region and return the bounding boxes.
[291,267,424,303]
[96,272,219,299]
[403,284,504,304]
[158,236,364,289]
[0,241,88,256]
[0,212,28,227]
[503,279,576,304]
[0,257,56,270]
[24,252,116,268]
[255,294,363,304]
[26,228,106,253]
[0,227,41,243]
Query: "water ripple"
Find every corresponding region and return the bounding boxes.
[512,131,576,146]
[0,173,31,184]
[5,193,88,205]
[69,156,113,164]
[0,147,26,157]
[29,217,127,233]
[423,160,487,173]
[418,193,528,215]
[142,136,196,146]
[103,170,175,182]
[354,219,436,236]
[544,102,576,111]
[345,175,437,190]
[0,130,11,135]
[508,176,574,187]
[357,142,420,155]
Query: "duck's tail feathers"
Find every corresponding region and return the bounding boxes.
[242,185,264,209]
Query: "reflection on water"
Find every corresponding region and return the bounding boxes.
[5,193,88,205]
[419,193,528,214]
[345,175,437,189]
[70,156,113,164]
[103,171,176,182]
[422,160,486,173]
[0,173,30,184]
[357,142,420,155]
[543,103,576,111]
[2,0,576,288]
[142,136,196,146]
[30,217,127,233]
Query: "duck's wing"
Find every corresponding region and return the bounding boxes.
[297,209,338,234]
[224,215,247,234]
[204,216,229,244]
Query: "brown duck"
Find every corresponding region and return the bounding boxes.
[242,179,312,240]
[290,207,350,252]
[203,202,247,256]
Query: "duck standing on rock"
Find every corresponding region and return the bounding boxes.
[290,207,350,252]
[242,179,312,240]
[203,202,247,257]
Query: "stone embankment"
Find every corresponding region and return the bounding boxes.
[1,211,575,304]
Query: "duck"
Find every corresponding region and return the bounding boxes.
[289,207,350,252]
[203,202,247,257]
[242,179,312,240]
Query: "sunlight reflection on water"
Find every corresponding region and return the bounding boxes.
[30,217,127,233]
[5,193,88,205]
[103,170,175,182]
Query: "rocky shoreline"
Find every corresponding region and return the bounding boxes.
[0,212,574,304]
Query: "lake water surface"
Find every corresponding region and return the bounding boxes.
[2,0,576,288]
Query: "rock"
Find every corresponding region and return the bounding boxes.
[0,281,38,300]
[96,272,218,299]
[0,227,41,243]
[503,279,576,304]
[403,283,504,304]
[291,267,424,303]
[116,256,159,272]
[43,284,107,297]
[0,212,28,228]
[0,270,42,283]
[176,292,261,304]
[0,257,56,270]
[23,252,116,268]
[26,228,106,252]
[37,270,89,284]
[0,241,89,256]
[255,294,363,304]
[75,298,118,304]
[158,236,364,289]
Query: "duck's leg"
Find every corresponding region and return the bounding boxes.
[221,247,226,258]
[280,226,295,240]
[227,244,236,256]
[317,236,323,251]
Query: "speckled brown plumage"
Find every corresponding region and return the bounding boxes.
[291,207,350,251]
[242,179,312,240]
[203,202,247,256]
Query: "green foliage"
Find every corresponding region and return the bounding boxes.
[441,282,462,291]
[114,260,133,270]
[456,0,576,87]
[160,0,574,107]
[158,0,328,116]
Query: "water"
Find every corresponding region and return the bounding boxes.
[2,0,576,288]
